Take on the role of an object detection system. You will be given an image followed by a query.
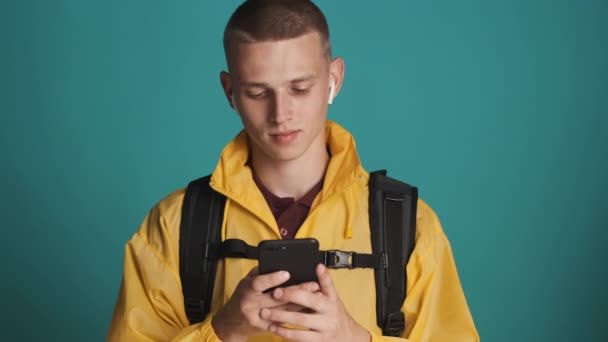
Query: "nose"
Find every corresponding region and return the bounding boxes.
[269,91,292,124]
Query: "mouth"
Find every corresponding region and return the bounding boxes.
[269,130,300,144]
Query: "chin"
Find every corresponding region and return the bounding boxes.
[269,152,304,162]
[264,146,306,163]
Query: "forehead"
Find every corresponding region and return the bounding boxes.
[230,32,328,83]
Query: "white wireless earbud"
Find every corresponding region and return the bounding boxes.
[328,79,335,104]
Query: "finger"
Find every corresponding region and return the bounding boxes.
[260,308,323,331]
[288,281,320,293]
[316,264,337,299]
[249,270,290,293]
[270,302,308,312]
[252,292,293,309]
[273,287,323,312]
[269,323,320,341]
[270,281,318,302]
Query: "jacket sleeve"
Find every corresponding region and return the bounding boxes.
[107,205,222,342]
[368,204,479,342]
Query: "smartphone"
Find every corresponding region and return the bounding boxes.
[258,238,320,290]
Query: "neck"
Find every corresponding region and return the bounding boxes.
[251,139,329,201]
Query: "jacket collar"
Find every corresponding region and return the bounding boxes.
[209,120,366,230]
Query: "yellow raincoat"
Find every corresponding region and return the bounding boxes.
[108,121,479,341]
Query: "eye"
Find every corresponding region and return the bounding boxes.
[246,90,267,99]
[291,87,310,95]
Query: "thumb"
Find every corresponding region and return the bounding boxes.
[316,264,337,299]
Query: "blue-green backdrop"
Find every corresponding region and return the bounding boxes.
[1,0,606,340]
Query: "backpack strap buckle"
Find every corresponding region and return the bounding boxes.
[324,250,354,269]
[384,312,406,337]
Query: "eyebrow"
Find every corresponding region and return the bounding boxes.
[239,74,318,88]
[290,74,318,83]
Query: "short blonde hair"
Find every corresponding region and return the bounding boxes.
[223,0,332,69]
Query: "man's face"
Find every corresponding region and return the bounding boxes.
[224,32,336,164]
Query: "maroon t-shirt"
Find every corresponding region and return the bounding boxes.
[251,170,324,239]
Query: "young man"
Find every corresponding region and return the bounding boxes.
[108,1,479,341]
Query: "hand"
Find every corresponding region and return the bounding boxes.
[211,266,320,342]
[260,264,371,342]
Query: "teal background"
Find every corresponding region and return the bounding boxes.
[1,0,606,340]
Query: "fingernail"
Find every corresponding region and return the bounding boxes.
[280,271,289,279]
[260,308,271,319]
[273,288,283,299]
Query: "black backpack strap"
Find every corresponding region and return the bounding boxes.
[179,175,226,325]
[220,239,382,269]
[320,250,383,269]
[369,170,418,337]
[220,239,259,260]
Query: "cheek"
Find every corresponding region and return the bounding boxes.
[296,91,327,115]
[310,92,329,118]
[237,102,268,125]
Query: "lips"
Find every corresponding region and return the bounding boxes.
[269,130,299,143]
[270,130,298,136]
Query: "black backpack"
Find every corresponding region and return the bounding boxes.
[179,170,417,336]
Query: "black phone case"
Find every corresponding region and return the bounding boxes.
[258,238,320,289]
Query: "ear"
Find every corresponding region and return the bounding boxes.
[328,57,345,103]
[220,71,236,109]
